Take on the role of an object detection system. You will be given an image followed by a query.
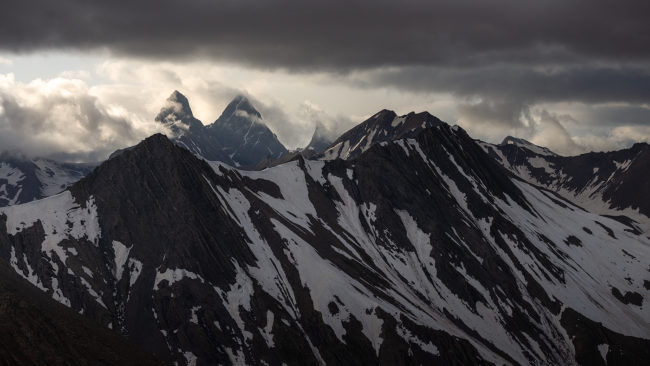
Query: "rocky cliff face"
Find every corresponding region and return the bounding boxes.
[0,257,163,365]
[0,120,648,365]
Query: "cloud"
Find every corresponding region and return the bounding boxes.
[0,73,166,161]
[58,70,91,79]
[0,1,648,71]
[456,98,532,141]
[529,110,583,156]
[348,65,650,105]
[574,125,650,153]
[248,97,315,148]
[0,56,11,65]
[296,101,353,142]
[0,59,355,160]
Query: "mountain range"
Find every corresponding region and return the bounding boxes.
[0,94,648,365]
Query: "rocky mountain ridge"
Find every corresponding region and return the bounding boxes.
[321,110,445,160]
[0,119,648,365]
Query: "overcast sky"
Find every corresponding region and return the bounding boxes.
[0,0,649,160]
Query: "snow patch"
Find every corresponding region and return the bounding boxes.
[598,343,609,362]
[391,116,406,127]
[128,258,143,287]
[397,324,440,356]
[1,191,101,265]
[183,351,197,366]
[112,240,131,280]
[154,268,205,290]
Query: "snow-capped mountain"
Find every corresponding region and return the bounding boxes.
[155,90,204,135]
[0,153,94,207]
[321,110,444,160]
[1,116,648,365]
[479,137,650,232]
[155,91,288,168]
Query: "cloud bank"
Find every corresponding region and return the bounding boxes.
[0,1,648,70]
[0,73,165,161]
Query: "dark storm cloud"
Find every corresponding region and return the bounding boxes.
[4,0,648,113]
[349,64,650,133]
[1,0,649,70]
[581,105,650,127]
[350,65,650,104]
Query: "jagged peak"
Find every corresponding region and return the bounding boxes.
[69,132,196,203]
[155,90,195,124]
[320,109,448,161]
[106,133,176,160]
[169,90,188,103]
[371,109,397,120]
[412,110,441,122]
[218,94,262,122]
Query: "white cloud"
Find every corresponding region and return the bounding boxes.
[58,70,91,79]
[0,57,12,65]
[296,101,352,142]
[529,110,583,156]
[0,73,167,161]
[573,125,650,153]
[456,100,650,155]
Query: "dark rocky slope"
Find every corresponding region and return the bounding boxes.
[0,259,163,365]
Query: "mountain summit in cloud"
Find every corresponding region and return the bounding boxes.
[155,90,204,135]
[153,92,288,168]
[218,95,263,121]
